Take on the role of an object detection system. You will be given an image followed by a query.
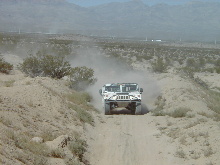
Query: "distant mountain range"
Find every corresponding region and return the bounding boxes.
[0,0,220,41]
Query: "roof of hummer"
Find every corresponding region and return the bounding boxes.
[104,83,138,86]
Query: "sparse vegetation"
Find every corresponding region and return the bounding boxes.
[18,52,97,91]
[1,32,220,165]
[4,130,50,164]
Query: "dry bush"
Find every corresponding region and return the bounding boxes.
[66,91,98,113]
[191,151,201,159]
[14,136,50,156]
[166,128,181,139]
[151,96,166,116]
[66,92,91,106]
[69,66,97,91]
[64,157,81,165]
[0,55,13,74]
[201,89,220,121]
[50,148,65,158]
[0,116,12,127]
[151,57,168,73]
[5,129,16,140]
[185,120,200,129]
[5,130,50,163]
[194,77,209,89]
[167,107,191,118]
[167,121,173,126]
[40,129,57,141]
[204,147,214,157]
[26,99,34,107]
[68,104,94,126]
[15,151,48,165]
[18,53,71,79]
[179,136,188,146]
[68,137,87,162]
[175,149,186,158]
[3,80,15,87]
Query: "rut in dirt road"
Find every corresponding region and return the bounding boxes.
[87,114,184,165]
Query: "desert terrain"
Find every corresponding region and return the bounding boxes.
[0,33,220,165]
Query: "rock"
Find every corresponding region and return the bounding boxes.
[45,135,70,149]
[31,137,44,143]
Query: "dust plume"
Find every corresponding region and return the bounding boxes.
[69,46,161,111]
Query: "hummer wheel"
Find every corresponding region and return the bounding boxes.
[105,103,111,115]
[135,104,142,115]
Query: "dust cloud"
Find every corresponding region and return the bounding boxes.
[69,46,161,111]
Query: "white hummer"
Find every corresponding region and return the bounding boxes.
[99,83,143,115]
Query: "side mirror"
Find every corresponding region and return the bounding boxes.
[99,89,102,95]
[140,88,143,93]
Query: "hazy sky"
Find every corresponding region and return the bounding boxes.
[67,0,220,7]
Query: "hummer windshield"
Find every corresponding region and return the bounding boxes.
[105,85,120,92]
[104,83,138,92]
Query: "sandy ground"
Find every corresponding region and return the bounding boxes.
[86,115,185,165]
[1,52,220,165]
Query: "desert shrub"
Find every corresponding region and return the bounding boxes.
[14,135,50,156]
[66,92,92,106]
[194,77,209,89]
[151,96,166,116]
[198,57,206,68]
[215,59,220,67]
[186,58,196,67]
[18,53,71,79]
[4,80,15,87]
[204,147,214,157]
[50,148,65,158]
[205,90,220,117]
[180,67,195,78]
[1,116,12,126]
[69,66,97,91]
[15,151,48,165]
[168,107,191,118]
[175,149,186,158]
[186,58,203,72]
[65,158,81,165]
[39,54,71,78]
[18,55,41,77]
[0,55,13,74]
[204,68,214,73]
[68,138,87,161]
[215,67,220,74]
[41,129,57,141]
[69,104,94,125]
[151,57,167,73]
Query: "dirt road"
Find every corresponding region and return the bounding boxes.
[86,114,185,165]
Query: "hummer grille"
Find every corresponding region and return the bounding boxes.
[117,95,129,100]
